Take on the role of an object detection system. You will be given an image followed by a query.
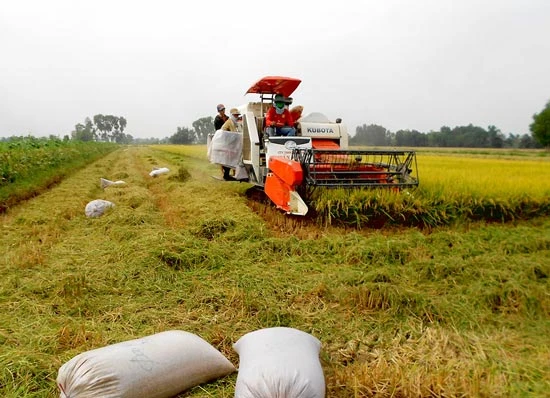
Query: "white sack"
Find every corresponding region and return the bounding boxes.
[233,327,325,398]
[234,163,249,180]
[84,199,115,218]
[206,132,215,159]
[208,130,243,168]
[149,167,170,177]
[100,178,126,189]
[57,330,236,398]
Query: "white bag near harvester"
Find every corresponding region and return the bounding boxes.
[84,199,115,218]
[56,330,236,398]
[149,167,170,177]
[234,162,249,180]
[206,132,214,159]
[208,130,243,168]
[233,327,325,398]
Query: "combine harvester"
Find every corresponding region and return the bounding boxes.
[238,76,419,216]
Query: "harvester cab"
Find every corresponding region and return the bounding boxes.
[238,76,419,216]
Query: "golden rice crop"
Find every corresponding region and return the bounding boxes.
[155,145,550,228]
[418,155,550,199]
[311,153,550,227]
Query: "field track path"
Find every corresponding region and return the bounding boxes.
[1,145,259,268]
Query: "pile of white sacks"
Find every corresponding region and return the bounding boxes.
[85,168,170,218]
[57,327,325,398]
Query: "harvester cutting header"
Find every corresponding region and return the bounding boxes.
[210,76,419,216]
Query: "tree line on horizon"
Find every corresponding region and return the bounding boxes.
[166,99,550,149]
[164,119,542,149]
[350,123,541,149]
[61,114,547,149]
[6,101,546,149]
[163,120,544,149]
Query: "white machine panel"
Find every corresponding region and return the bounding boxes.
[266,137,312,168]
[300,122,342,139]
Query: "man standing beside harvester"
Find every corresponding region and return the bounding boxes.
[213,103,236,181]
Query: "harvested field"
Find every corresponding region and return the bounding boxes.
[1,144,549,397]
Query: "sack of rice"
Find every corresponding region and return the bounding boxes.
[233,327,325,398]
[57,330,236,398]
[84,199,115,218]
[149,167,170,177]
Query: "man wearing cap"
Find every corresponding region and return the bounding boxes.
[221,108,242,132]
[214,104,228,131]
[265,94,295,136]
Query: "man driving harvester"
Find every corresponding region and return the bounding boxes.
[265,94,295,137]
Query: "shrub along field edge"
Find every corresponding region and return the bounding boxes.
[0,137,118,213]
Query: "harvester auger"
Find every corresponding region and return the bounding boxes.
[237,76,419,216]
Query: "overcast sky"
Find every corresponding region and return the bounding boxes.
[1,0,549,139]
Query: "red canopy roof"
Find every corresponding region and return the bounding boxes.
[246,76,302,97]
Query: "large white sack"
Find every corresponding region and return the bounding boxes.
[149,167,170,177]
[57,330,236,398]
[233,327,325,398]
[84,199,115,218]
[208,130,243,168]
